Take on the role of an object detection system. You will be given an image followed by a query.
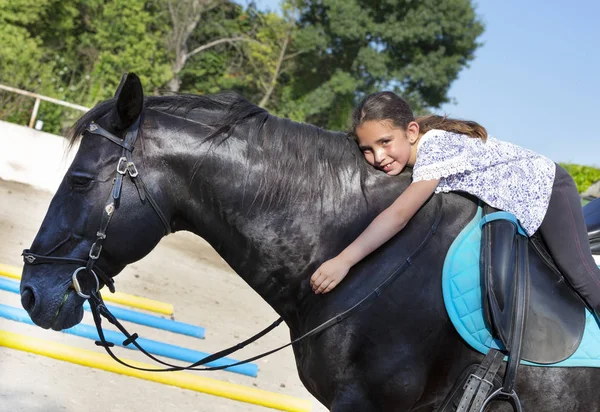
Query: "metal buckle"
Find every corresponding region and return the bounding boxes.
[89,241,103,260]
[24,254,36,264]
[127,161,139,178]
[116,157,128,175]
[464,373,493,393]
[72,267,100,299]
[104,203,115,217]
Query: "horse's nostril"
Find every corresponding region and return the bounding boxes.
[21,287,36,312]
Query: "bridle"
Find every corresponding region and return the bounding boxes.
[21,114,444,373]
[22,115,171,296]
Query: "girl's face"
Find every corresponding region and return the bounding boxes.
[356,120,419,176]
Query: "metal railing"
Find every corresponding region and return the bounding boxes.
[0,83,89,128]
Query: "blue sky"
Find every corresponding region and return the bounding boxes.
[241,0,600,166]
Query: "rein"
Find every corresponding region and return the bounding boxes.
[22,116,444,373]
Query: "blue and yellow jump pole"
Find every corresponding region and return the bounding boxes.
[0,303,257,377]
[0,330,312,411]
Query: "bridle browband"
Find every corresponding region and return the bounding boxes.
[21,115,444,373]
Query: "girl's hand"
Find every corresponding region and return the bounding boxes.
[310,257,351,294]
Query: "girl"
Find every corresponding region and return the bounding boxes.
[310,91,600,317]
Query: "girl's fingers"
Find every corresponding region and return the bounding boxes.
[311,270,327,290]
[323,281,337,293]
[316,278,333,294]
[310,270,320,288]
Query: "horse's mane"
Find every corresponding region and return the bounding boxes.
[68,92,370,209]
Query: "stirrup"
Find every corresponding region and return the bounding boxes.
[478,387,523,412]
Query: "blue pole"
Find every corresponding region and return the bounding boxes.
[0,277,204,338]
[0,303,258,377]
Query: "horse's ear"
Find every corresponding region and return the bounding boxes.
[114,73,129,98]
[111,73,144,130]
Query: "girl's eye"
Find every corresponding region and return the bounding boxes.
[382,140,391,146]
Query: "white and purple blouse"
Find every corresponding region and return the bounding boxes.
[412,129,555,236]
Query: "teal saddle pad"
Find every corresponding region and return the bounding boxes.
[442,206,600,367]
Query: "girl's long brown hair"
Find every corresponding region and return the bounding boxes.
[416,114,488,141]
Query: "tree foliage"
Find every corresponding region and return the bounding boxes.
[559,163,600,194]
[288,0,485,129]
[0,0,485,135]
[0,0,56,124]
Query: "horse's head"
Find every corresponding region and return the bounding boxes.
[20,73,171,330]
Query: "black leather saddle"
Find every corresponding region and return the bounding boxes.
[480,204,590,365]
[585,197,600,255]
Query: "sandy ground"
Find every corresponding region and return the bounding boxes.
[0,179,328,412]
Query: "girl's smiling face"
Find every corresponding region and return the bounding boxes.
[356,120,420,176]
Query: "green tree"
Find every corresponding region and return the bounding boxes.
[0,0,56,124]
[84,0,172,102]
[0,0,174,133]
[175,3,259,95]
[176,1,319,115]
[175,1,296,107]
[164,0,238,93]
[282,0,484,129]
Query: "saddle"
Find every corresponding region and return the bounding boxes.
[442,199,600,412]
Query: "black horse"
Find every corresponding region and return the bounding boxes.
[20,74,600,411]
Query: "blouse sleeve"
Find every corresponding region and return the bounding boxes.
[412,130,479,182]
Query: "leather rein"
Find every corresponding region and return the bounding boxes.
[21,116,444,373]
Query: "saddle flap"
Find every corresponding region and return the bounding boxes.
[480,205,586,364]
[480,214,519,346]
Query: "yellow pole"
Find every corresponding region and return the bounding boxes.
[0,263,173,315]
[0,330,312,412]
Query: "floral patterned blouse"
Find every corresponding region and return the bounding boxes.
[412,129,556,236]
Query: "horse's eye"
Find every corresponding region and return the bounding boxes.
[69,174,93,188]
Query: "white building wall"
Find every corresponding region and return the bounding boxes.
[0,120,79,193]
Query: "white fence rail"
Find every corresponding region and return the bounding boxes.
[0,83,89,128]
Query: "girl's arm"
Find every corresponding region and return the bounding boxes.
[310,178,440,294]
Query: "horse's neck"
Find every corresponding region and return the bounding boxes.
[159,117,405,322]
